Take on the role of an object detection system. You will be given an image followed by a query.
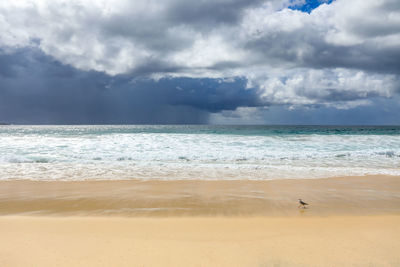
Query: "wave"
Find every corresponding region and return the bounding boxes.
[0,125,399,180]
[376,151,398,158]
[0,162,399,181]
[6,157,51,164]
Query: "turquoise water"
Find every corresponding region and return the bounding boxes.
[1,125,399,180]
[2,125,400,136]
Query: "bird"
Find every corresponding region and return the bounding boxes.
[298,199,309,209]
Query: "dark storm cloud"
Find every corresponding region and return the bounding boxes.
[166,0,265,27]
[245,31,400,75]
[0,49,261,124]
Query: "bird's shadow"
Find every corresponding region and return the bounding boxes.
[298,209,307,215]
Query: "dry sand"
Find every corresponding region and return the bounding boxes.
[1,216,400,267]
[0,175,400,266]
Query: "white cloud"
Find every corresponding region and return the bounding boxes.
[250,68,397,108]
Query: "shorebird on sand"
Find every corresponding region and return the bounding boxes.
[298,199,309,209]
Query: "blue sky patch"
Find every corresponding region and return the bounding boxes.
[288,0,334,13]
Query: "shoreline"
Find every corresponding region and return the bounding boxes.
[1,175,399,217]
[3,173,400,181]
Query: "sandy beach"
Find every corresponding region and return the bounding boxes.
[1,175,400,266]
[1,215,400,267]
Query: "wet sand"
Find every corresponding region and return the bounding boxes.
[0,175,399,216]
[0,175,400,266]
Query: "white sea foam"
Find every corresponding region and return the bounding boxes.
[0,125,399,180]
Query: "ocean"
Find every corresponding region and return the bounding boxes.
[0,125,399,180]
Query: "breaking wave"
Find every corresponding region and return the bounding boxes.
[0,125,399,180]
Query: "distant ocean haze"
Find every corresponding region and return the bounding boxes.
[0,125,399,180]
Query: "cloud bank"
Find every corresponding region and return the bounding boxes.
[0,0,399,124]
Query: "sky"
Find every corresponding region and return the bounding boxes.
[0,0,399,124]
